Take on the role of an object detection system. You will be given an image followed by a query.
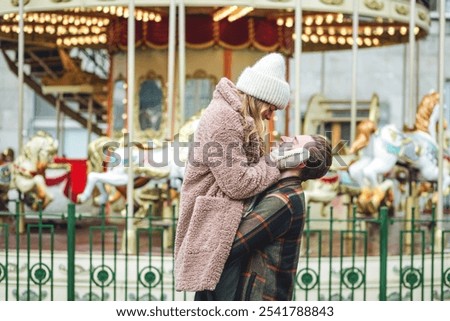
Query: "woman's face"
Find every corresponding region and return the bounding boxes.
[261,105,277,121]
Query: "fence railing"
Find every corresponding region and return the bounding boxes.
[0,201,449,301]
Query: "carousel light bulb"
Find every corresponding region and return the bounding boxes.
[99,34,107,43]
[149,12,156,21]
[310,34,319,43]
[122,113,127,119]
[373,38,380,46]
[123,83,128,89]
[292,33,296,40]
[329,36,337,45]
[364,38,372,46]
[336,13,344,23]
[414,27,420,35]
[124,8,129,18]
[117,7,123,17]
[388,27,395,35]
[326,14,334,24]
[320,35,328,44]
[301,34,310,42]
[364,27,371,36]
[122,98,128,104]
[317,27,324,35]
[285,17,294,28]
[155,14,162,23]
[305,16,313,26]
[328,27,336,35]
[79,37,85,45]
[315,15,324,25]
[74,18,80,26]
[400,26,408,35]
[375,26,384,35]
[56,38,63,46]
[357,37,363,46]
[338,36,346,45]
[346,37,353,45]
[110,7,116,15]
[305,27,312,35]
[96,6,102,12]
[63,38,71,46]
[80,16,86,24]
[340,28,347,36]
[103,7,110,14]
[276,18,284,26]
[85,37,92,45]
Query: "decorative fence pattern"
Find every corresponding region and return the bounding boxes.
[0,202,449,301]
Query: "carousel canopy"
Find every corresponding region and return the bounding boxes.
[0,0,431,53]
[0,0,431,134]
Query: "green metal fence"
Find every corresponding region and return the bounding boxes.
[0,201,449,301]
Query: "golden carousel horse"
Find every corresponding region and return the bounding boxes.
[11,131,59,210]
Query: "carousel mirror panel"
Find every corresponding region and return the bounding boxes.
[112,76,126,136]
[184,70,216,121]
[136,71,166,139]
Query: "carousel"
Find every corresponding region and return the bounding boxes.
[0,0,449,301]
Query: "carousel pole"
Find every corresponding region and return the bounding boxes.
[56,95,61,155]
[166,0,177,139]
[178,0,186,126]
[350,0,359,143]
[408,0,417,128]
[294,0,302,135]
[125,0,136,254]
[404,0,417,252]
[436,0,446,251]
[18,0,25,234]
[87,97,93,145]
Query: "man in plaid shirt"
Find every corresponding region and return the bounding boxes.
[195,134,332,300]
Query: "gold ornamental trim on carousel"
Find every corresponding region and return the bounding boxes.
[320,0,344,5]
[11,0,30,6]
[364,0,384,11]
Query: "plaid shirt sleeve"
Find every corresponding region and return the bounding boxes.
[227,193,293,263]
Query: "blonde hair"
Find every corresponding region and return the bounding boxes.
[239,92,272,155]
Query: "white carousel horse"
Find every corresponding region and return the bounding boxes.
[348,92,449,209]
[77,112,201,206]
[11,131,59,210]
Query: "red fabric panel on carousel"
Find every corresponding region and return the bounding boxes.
[219,18,250,47]
[186,15,214,45]
[144,17,169,47]
[114,19,145,49]
[254,18,279,47]
[53,157,87,202]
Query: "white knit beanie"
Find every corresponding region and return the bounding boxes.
[236,53,290,110]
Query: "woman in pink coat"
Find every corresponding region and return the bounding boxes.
[174,53,291,292]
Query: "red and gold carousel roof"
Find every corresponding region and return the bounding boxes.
[0,0,431,54]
